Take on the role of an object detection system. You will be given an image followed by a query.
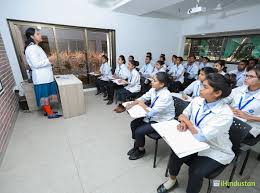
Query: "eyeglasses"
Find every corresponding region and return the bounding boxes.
[245,74,257,79]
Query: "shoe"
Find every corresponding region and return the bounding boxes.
[103,93,108,98]
[107,100,113,105]
[113,106,120,111]
[95,91,101,95]
[44,111,57,116]
[115,106,126,113]
[48,113,62,119]
[127,147,138,155]
[129,149,145,160]
[103,97,109,101]
[157,180,178,193]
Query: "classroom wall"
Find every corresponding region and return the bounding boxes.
[0,33,19,164]
[0,0,181,88]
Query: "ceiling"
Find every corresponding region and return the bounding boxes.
[110,0,260,20]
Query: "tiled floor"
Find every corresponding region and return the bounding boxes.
[0,91,259,193]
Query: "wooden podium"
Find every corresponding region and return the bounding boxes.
[55,75,86,119]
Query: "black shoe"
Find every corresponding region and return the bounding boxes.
[103,97,109,101]
[157,180,178,193]
[127,147,138,156]
[129,149,145,160]
[95,91,101,95]
[103,93,108,98]
[107,100,113,105]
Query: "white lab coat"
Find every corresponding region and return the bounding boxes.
[25,44,54,85]
[168,64,185,83]
[99,62,112,81]
[137,87,175,123]
[125,68,141,93]
[183,97,235,165]
[226,85,260,137]
[229,70,246,87]
[114,63,130,80]
[139,63,154,78]
[183,80,202,98]
[185,63,199,79]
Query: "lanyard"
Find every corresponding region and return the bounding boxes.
[144,65,148,73]
[187,64,193,73]
[238,96,255,110]
[195,107,212,127]
[195,84,200,97]
[150,96,159,108]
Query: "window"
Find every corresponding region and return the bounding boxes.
[184,34,260,63]
[8,20,116,88]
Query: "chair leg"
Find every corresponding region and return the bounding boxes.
[207,179,213,193]
[257,153,260,161]
[228,156,238,188]
[239,149,251,175]
[153,139,159,168]
[165,154,171,177]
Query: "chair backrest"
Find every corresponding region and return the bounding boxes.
[229,117,252,156]
[172,96,189,118]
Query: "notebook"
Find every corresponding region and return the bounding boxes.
[151,120,210,158]
[122,102,147,119]
[112,79,127,85]
[171,93,192,102]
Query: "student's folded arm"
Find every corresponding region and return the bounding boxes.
[201,113,233,140]
[194,130,207,142]
[176,67,185,79]
[127,75,139,87]
[181,100,193,119]
[26,47,51,69]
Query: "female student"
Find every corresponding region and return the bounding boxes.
[157,73,234,193]
[182,67,216,98]
[168,57,185,93]
[96,55,112,95]
[24,28,61,119]
[104,55,130,100]
[125,72,175,160]
[226,65,260,138]
[214,59,226,75]
[199,57,213,69]
[167,55,177,71]
[113,60,141,112]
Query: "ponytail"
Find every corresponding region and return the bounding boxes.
[24,28,36,53]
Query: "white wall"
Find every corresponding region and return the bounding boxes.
[0,0,181,87]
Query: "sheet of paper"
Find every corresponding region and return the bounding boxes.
[249,127,260,138]
[112,79,127,85]
[151,120,209,158]
[88,72,100,76]
[122,102,147,119]
[171,93,192,102]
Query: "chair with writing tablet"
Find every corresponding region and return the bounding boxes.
[164,117,245,193]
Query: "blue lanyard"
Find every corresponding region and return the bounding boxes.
[195,84,200,97]
[144,65,148,73]
[187,65,193,73]
[195,107,212,127]
[150,96,159,108]
[238,96,255,110]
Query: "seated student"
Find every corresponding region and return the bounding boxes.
[146,52,154,66]
[183,55,199,87]
[157,73,234,193]
[128,55,134,63]
[96,55,112,95]
[113,60,141,111]
[247,58,258,71]
[139,55,154,78]
[182,67,216,98]
[159,54,167,71]
[168,57,185,93]
[104,55,130,101]
[214,59,226,76]
[125,72,175,160]
[225,65,260,139]
[199,57,213,69]
[167,55,177,71]
[229,60,248,87]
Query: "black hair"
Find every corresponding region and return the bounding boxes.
[172,55,177,59]
[249,64,260,80]
[215,59,226,67]
[201,67,217,75]
[239,59,249,66]
[102,55,108,62]
[129,55,134,60]
[146,52,152,56]
[160,54,165,57]
[129,60,137,67]
[203,57,210,62]
[119,55,126,64]
[160,55,166,61]
[206,73,232,98]
[146,55,152,61]
[24,27,36,53]
[157,60,165,66]
[177,56,183,62]
[155,72,169,87]
[248,58,258,64]
[225,73,237,89]
[135,60,140,66]
[189,54,196,60]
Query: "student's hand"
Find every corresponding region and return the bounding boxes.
[138,100,148,110]
[232,109,251,121]
[125,101,138,110]
[181,94,188,100]
[120,80,128,84]
[177,122,188,132]
[48,55,56,64]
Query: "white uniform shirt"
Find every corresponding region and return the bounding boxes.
[150,67,166,77]
[168,64,185,83]
[139,63,154,78]
[183,97,235,165]
[226,85,260,137]
[138,87,175,123]
[185,63,199,79]
[25,44,54,85]
[125,68,141,93]
[114,63,130,80]
[167,62,175,71]
[229,70,246,87]
[99,62,112,81]
[199,63,214,69]
[183,80,202,98]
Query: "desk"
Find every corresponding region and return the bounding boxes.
[55,75,86,118]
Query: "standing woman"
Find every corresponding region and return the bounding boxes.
[24,28,61,119]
